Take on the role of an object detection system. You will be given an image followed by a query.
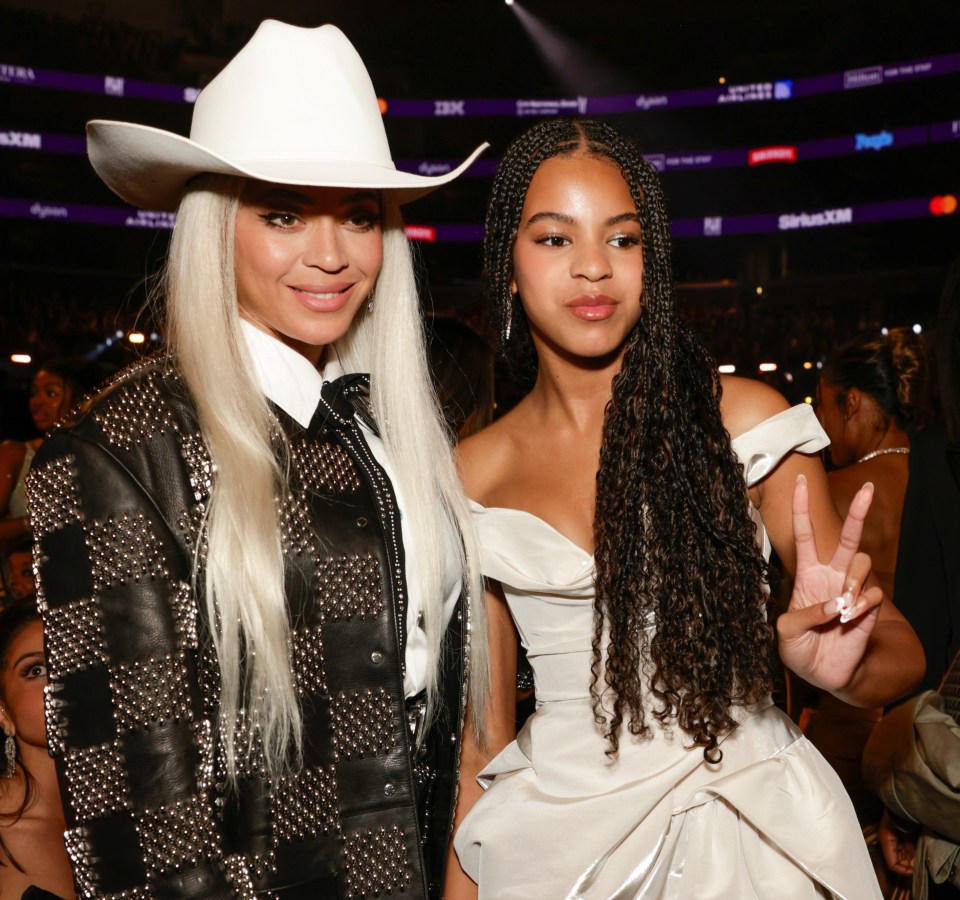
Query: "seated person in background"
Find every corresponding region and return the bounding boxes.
[0,359,101,553]
[0,600,76,899]
[1,537,35,606]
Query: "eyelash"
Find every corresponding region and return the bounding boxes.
[19,661,47,680]
[258,211,380,231]
[260,212,299,229]
[533,234,640,248]
[535,234,569,247]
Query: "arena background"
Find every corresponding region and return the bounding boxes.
[1,0,958,433]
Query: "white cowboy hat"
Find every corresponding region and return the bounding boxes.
[87,20,488,211]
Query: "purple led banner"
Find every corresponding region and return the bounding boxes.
[9,117,960,174]
[2,193,954,240]
[2,52,957,114]
[0,197,175,228]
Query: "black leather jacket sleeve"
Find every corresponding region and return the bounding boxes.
[28,428,239,899]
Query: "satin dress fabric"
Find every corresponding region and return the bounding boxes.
[455,405,882,899]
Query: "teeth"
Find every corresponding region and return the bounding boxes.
[301,288,343,300]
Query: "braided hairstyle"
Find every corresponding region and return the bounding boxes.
[485,119,775,761]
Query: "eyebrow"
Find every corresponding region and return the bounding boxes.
[524,211,641,228]
[13,650,44,668]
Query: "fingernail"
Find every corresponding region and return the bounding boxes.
[828,597,845,614]
[861,481,874,493]
[797,474,807,486]
[842,589,855,607]
[840,601,863,624]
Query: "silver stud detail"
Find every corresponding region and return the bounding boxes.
[331,688,395,760]
[110,653,192,733]
[291,625,326,698]
[272,764,339,843]
[194,718,215,792]
[216,709,267,782]
[317,552,383,622]
[94,374,177,450]
[180,432,213,501]
[85,512,167,591]
[291,439,360,495]
[177,503,208,564]
[99,887,153,900]
[64,826,99,896]
[279,493,314,558]
[63,740,130,822]
[223,854,258,900]
[169,580,199,650]
[44,680,67,756]
[24,453,82,538]
[44,596,108,678]
[134,794,220,875]
[343,824,411,898]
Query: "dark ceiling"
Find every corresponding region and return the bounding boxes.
[1,0,958,378]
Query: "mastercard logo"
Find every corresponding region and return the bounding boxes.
[929,195,957,215]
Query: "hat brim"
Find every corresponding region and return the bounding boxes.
[87,120,489,212]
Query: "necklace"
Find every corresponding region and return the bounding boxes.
[857,446,910,464]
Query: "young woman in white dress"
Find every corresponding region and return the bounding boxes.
[445,119,925,900]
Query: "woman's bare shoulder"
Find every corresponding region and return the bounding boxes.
[719,375,791,441]
[0,439,27,467]
[457,406,528,504]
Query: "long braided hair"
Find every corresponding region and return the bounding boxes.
[485,119,775,761]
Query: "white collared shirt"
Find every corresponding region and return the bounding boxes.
[240,320,459,697]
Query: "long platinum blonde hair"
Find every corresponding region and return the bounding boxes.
[163,175,487,780]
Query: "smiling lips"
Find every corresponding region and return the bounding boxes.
[567,294,618,321]
[289,282,355,312]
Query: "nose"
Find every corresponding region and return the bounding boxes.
[304,219,348,273]
[571,239,612,282]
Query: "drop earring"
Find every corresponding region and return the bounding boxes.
[366,292,375,314]
[503,293,515,343]
[4,732,15,779]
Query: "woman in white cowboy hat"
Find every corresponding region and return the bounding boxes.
[26,20,487,899]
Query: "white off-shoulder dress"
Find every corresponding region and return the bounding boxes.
[454,405,882,899]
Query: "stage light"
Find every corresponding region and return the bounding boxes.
[718,76,726,85]
[10,354,31,364]
[804,396,814,404]
[803,361,813,370]
[506,0,515,5]
[511,5,624,94]
[913,323,922,334]
[128,331,146,344]
[755,285,763,296]
[758,363,778,373]
[881,327,889,335]
[718,364,736,374]
[785,372,794,383]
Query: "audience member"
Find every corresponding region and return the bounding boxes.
[0,601,75,899]
[0,360,101,552]
[798,328,926,827]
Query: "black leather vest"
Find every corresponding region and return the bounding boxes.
[27,356,466,899]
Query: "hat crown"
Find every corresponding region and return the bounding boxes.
[190,21,393,171]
